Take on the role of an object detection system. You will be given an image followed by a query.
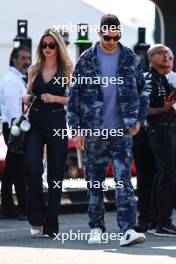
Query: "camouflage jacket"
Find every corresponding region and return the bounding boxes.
[67,42,149,130]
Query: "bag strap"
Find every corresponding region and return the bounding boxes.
[22,103,30,114]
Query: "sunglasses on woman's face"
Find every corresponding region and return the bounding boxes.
[41,42,57,49]
[101,34,121,41]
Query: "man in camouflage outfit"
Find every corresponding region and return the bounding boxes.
[67,14,149,246]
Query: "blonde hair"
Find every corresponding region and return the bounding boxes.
[30,28,73,82]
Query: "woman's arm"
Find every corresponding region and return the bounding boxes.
[27,68,33,94]
[41,94,68,105]
[54,96,68,105]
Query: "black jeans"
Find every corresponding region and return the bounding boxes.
[132,127,155,224]
[148,125,176,226]
[25,111,67,234]
[1,122,26,214]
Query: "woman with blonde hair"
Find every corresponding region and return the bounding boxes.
[23,28,72,237]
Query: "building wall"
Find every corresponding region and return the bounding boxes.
[0,0,138,78]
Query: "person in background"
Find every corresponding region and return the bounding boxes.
[0,46,31,220]
[132,120,155,233]
[166,49,176,88]
[22,28,72,237]
[145,44,176,236]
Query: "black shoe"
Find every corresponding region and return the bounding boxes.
[43,227,57,238]
[133,223,148,233]
[147,223,157,234]
[154,224,176,237]
[18,214,27,221]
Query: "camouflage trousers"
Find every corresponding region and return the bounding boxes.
[83,134,137,233]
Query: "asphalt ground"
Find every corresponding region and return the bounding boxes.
[0,211,176,264]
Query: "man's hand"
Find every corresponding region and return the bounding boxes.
[41,93,56,103]
[129,121,141,136]
[73,135,84,151]
[163,98,176,112]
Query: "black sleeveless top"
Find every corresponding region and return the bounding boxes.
[31,72,66,111]
[29,72,67,130]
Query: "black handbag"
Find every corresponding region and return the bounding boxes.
[8,104,30,154]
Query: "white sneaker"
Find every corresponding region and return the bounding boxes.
[30,227,43,237]
[88,228,102,245]
[120,229,146,246]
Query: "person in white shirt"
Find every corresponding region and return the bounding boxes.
[166,49,176,87]
[0,46,31,219]
[167,70,176,88]
[166,49,176,109]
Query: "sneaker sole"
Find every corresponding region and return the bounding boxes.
[147,229,156,234]
[120,236,145,247]
[154,232,176,237]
